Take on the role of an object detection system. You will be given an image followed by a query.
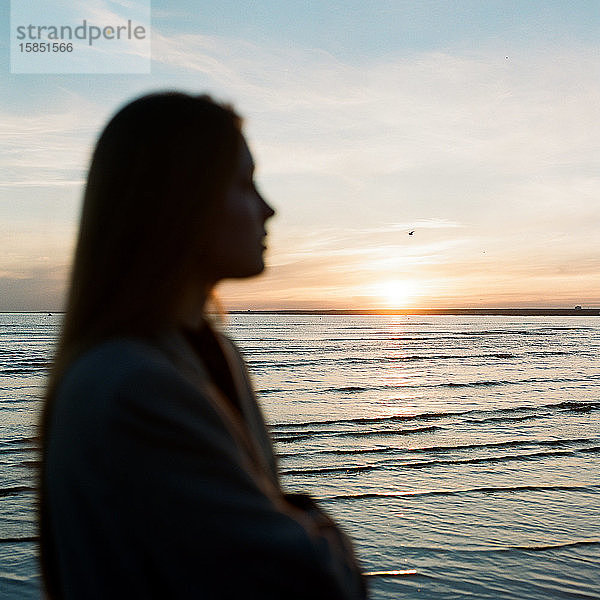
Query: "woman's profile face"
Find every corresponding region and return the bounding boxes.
[205,137,275,282]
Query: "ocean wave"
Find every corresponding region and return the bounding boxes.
[0,485,35,497]
[381,539,600,555]
[271,399,600,431]
[363,569,418,578]
[0,358,51,376]
[273,433,314,442]
[454,327,592,336]
[506,539,600,551]
[439,375,600,389]
[281,448,592,476]
[0,446,39,456]
[248,351,571,369]
[319,484,600,502]
[578,446,600,453]
[0,368,48,375]
[271,408,481,431]
[554,401,600,412]
[526,350,577,357]
[412,437,596,454]
[463,414,546,424]
[335,425,441,438]
[0,436,39,447]
[281,464,378,476]
[273,425,441,443]
[396,449,583,469]
[276,436,597,459]
[260,375,600,397]
[443,380,507,388]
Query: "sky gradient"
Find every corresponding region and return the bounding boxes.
[1,0,599,310]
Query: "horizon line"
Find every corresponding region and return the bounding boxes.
[229,308,600,316]
[4,307,599,316]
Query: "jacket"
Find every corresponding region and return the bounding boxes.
[44,327,367,599]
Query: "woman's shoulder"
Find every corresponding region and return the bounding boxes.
[58,337,174,394]
[49,336,240,464]
[52,337,188,427]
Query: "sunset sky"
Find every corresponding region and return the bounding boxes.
[1,0,599,310]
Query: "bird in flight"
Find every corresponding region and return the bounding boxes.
[408,230,415,236]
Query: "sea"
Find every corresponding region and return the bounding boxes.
[1,312,599,599]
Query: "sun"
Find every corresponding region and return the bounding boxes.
[375,280,418,308]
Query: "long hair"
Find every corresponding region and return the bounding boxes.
[39,92,243,596]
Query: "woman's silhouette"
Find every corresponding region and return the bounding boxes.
[39,92,366,599]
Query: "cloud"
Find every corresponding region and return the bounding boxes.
[150,31,599,300]
[1,25,598,309]
[151,32,599,180]
[0,104,101,186]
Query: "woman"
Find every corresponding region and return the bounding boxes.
[39,92,367,599]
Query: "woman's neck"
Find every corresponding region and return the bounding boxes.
[176,282,213,331]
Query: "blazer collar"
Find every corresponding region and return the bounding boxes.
[154,327,281,491]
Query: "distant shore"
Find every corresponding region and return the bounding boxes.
[230,308,600,316]
[5,308,600,317]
